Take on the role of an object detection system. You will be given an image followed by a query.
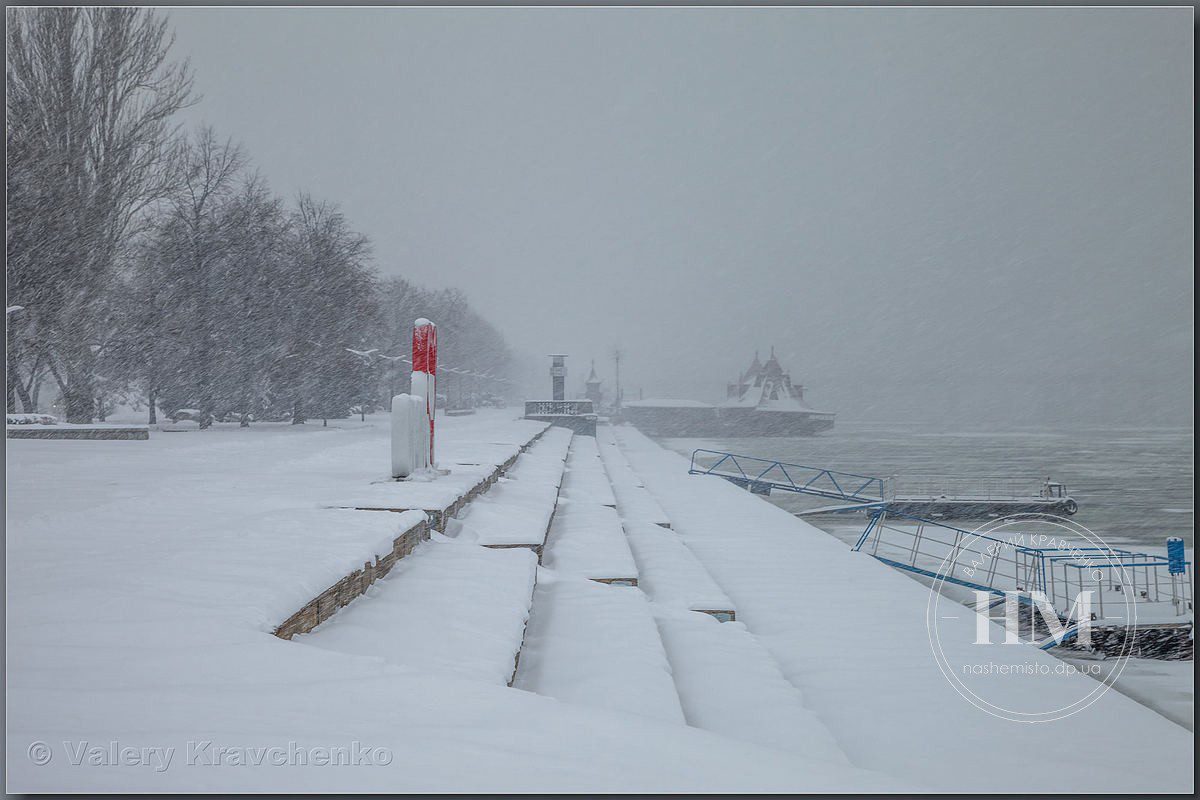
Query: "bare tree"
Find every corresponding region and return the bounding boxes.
[6,7,194,421]
[281,194,375,424]
[165,127,246,421]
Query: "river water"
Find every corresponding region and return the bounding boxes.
[662,422,1194,551]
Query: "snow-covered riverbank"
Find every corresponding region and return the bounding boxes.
[5,412,899,792]
[5,415,1193,792]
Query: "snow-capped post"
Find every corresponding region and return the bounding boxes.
[412,318,438,468]
[391,393,422,478]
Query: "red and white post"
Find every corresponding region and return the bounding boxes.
[391,318,438,479]
[411,318,437,468]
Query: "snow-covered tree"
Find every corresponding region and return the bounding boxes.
[6,7,194,421]
[273,194,377,424]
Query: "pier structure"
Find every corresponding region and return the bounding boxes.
[523,353,599,435]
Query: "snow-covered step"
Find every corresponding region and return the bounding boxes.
[608,473,673,528]
[514,573,686,725]
[596,426,671,528]
[624,520,736,621]
[559,435,616,507]
[454,427,573,555]
[298,536,538,686]
[651,607,849,764]
[542,436,637,583]
[274,509,431,639]
[543,501,638,585]
[326,421,550,530]
[297,429,574,684]
[506,425,573,485]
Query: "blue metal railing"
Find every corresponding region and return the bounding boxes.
[689,449,889,505]
[852,507,1193,618]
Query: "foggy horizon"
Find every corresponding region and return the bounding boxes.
[167,6,1193,426]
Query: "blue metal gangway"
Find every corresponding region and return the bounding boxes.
[688,449,889,508]
[691,449,1081,517]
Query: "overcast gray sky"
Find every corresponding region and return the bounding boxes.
[167,6,1193,426]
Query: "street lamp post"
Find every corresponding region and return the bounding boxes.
[613,347,623,412]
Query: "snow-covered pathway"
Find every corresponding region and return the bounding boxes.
[516,434,682,720]
[613,425,1194,793]
[541,436,637,581]
[453,425,573,548]
[521,429,854,766]
[596,427,671,527]
[557,434,616,507]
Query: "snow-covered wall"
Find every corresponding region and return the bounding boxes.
[274,510,429,639]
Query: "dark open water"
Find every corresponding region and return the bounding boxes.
[662,422,1194,551]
